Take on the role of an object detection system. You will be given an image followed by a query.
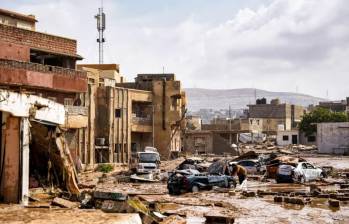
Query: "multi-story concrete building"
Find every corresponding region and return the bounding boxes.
[78,67,186,165]
[247,98,306,134]
[118,74,186,159]
[0,8,87,204]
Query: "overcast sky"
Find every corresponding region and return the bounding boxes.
[2,0,349,99]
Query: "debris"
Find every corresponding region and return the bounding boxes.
[52,197,80,208]
[274,196,284,202]
[204,214,234,224]
[159,215,186,224]
[101,200,133,213]
[94,191,128,201]
[340,184,349,189]
[283,197,305,205]
[242,191,256,197]
[328,199,340,208]
[130,173,160,182]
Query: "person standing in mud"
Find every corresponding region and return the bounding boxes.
[230,164,247,184]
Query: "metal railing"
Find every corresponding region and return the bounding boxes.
[65,105,88,116]
[0,58,87,78]
[132,116,152,125]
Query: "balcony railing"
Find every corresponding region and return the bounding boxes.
[0,58,86,78]
[65,105,88,116]
[132,116,152,125]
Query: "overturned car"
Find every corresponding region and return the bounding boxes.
[167,169,235,195]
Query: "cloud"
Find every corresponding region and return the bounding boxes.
[3,0,349,99]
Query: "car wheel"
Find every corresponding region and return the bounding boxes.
[300,176,305,183]
[320,172,326,179]
[192,185,199,193]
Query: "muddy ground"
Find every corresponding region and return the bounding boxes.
[1,153,349,224]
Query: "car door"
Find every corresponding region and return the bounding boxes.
[305,163,318,181]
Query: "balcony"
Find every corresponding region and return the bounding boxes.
[131,115,152,133]
[62,105,88,129]
[0,59,87,92]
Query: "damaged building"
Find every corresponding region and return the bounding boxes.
[0,8,87,204]
[77,65,187,166]
[247,98,306,135]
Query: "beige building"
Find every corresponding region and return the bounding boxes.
[118,74,186,159]
[77,66,186,166]
[0,8,36,31]
[247,98,305,134]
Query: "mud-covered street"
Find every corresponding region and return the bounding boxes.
[1,148,349,224]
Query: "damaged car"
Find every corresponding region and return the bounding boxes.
[167,170,235,195]
[293,162,326,183]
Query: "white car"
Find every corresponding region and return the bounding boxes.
[293,162,325,183]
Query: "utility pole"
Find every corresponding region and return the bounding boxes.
[95,0,106,64]
[229,105,232,145]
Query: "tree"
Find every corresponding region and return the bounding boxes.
[299,107,348,137]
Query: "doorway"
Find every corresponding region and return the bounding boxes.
[292,135,298,144]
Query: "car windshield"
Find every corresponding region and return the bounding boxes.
[139,153,159,163]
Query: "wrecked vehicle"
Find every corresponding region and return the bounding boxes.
[167,170,234,195]
[233,159,266,174]
[276,164,295,183]
[176,157,209,172]
[133,147,161,174]
[293,162,326,183]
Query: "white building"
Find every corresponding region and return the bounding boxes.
[277,130,299,146]
[317,122,349,154]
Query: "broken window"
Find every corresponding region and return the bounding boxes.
[282,135,289,141]
[115,109,121,118]
[170,97,179,111]
[64,98,74,106]
[307,136,316,142]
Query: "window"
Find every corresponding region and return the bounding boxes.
[194,137,205,146]
[115,109,121,118]
[307,136,316,142]
[64,98,74,106]
[306,163,315,169]
[170,97,179,111]
[282,135,289,141]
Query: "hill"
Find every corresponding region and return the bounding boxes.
[185,88,325,112]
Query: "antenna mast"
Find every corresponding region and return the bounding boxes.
[95,0,106,64]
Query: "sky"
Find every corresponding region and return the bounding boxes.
[1,0,349,99]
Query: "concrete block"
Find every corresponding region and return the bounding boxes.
[328,199,340,208]
[52,197,79,208]
[93,191,128,201]
[204,214,234,224]
[274,196,283,203]
[242,191,256,197]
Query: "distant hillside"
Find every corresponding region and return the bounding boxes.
[185,88,325,112]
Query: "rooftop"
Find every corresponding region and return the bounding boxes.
[0,8,37,23]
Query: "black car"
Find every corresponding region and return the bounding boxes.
[167,170,235,195]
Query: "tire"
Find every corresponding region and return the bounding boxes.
[300,176,305,183]
[192,185,199,193]
[320,172,326,179]
[168,186,174,195]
